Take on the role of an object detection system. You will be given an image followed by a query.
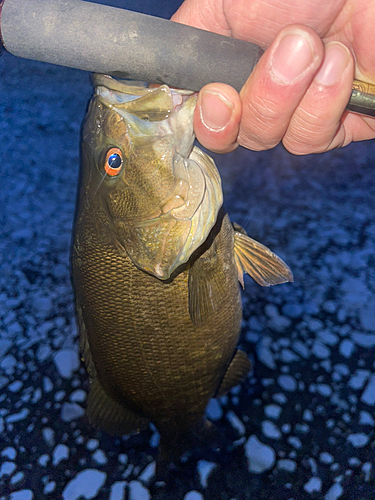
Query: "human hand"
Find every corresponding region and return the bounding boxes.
[171,0,375,155]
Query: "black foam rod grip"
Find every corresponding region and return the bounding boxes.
[0,0,264,92]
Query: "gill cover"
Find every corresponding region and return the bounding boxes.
[94,75,223,279]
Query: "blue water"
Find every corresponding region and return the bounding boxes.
[1,1,374,499]
[94,0,183,18]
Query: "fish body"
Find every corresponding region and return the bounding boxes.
[72,76,292,454]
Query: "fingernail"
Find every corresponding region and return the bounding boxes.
[315,42,350,86]
[199,91,234,130]
[271,30,315,83]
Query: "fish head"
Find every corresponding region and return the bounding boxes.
[82,75,223,280]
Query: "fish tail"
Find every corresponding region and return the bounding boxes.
[157,419,219,471]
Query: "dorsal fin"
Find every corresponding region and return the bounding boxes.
[76,301,97,379]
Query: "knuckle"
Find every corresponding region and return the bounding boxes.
[283,109,338,155]
[237,131,279,151]
[244,93,283,123]
[238,95,286,151]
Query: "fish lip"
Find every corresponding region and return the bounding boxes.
[93,74,196,107]
[94,74,196,96]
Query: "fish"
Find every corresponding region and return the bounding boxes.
[71,74,293,459]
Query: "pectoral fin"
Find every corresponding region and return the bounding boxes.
[234,231,293,288]
[87,377,149,436]
[188,257,225,326]
[216,349,251,397]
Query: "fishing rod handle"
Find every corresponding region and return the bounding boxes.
[0,0,263,92]
[1,0,375,117]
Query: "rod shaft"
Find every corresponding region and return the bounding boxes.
[346,79,375,118]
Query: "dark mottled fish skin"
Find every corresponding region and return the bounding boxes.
[74,205,241,438]
[71,77,292,457]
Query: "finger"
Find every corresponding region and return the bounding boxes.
[171,0,231,35]
[193,83,242,153]
[283,42,355,154]
[340,113,375,145]
[237,25,325,151]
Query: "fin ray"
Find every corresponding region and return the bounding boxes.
[216,349,251,397]
[76,301,97,379]
[188,262,225,326]
[87,377,149,436]
[234,231,293,287]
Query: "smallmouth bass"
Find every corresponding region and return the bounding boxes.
[72,75,293,457]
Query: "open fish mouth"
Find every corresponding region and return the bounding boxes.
[94,74,195,116]
[94,75,223,280]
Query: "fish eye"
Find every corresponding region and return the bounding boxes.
[104,148,123,177]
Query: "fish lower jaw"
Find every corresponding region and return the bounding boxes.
[154,264,166,278]
[134,261,171,280]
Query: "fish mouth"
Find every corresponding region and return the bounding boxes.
[94,74,196,119]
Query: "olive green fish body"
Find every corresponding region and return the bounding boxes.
[72,76,293,450]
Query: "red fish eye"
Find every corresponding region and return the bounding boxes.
[104,148,123,176]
